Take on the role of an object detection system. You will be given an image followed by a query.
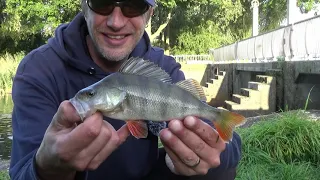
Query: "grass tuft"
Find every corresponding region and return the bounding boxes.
[237,110,320,166]
[236,160,320,180]
[236,110,320,179]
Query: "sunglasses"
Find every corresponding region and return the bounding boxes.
[86,0,150,18]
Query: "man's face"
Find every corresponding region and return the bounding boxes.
[84,0,152,62]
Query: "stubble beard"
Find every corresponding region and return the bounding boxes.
[88,27,145,63]
[89,30,128,62]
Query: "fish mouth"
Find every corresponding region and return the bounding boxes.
[69,98,90,121]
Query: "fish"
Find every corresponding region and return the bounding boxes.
[69,57,246,142]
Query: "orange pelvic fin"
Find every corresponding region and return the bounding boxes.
[213,111,246,142]
[126,120,148,139]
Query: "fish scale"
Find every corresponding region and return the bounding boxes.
[111,73,206,121]
[70,57,246,142]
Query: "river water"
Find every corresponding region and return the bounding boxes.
[0,95,13,160]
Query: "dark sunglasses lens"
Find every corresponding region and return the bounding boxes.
[88,0,115,15]
[88,0,149,17]
[122,0,149,17]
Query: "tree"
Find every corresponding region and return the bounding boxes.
[148,0,244,42]
[149,0,245,54]
[231,0,319,39]
[298,0,319,13]
[0,0,80,53]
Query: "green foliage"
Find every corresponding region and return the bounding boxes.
[228,0,318,38]
[154,0,244,54]
[259,0,288,32]
[171,22,235,54]
[0,0,81,54]
[298,0,320,13]
[3,0,80,36]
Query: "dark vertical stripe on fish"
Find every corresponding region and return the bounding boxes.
[160,96,168,120]
[179,85,189,118]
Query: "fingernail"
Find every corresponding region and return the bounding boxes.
[170,120,182,132]
[185,116,196,127]
[161,130,172,141]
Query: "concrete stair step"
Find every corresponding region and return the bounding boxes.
[202,86,210,93]
[224,100,240,110]
[225,100,263,111]
[209,77,218,83]
[206,82,223,89]
[206,82,215,89]
[211,76,224,82]
[248,81,269,91]
[240,88,261,97]
[218,71,226,76]
[232,94,251,104]
[203,84,218,97]
[256,75,274,84]
[212,75,219,80]
[203,88,214,97]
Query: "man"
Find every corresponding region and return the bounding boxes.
[9,0,242,179]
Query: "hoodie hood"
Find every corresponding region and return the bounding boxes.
[48,12,152,77]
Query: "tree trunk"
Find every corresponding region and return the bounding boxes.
[147,12,172,43]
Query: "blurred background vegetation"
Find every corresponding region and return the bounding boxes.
[0,0,318,95]
[0,0,318,55]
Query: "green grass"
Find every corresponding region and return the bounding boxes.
[236,110,320,179]
[237,111,320,165]
[0,52,24,96]
[236,161,320,180]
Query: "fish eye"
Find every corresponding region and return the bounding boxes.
[86,90,95,97]
[83,89,96,97]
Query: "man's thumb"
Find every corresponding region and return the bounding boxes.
[51,100,82,130]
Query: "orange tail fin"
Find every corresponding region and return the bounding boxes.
[212,111,246,142]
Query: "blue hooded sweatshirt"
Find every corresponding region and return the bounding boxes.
[9,13,242,180]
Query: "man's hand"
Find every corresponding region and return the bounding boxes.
[159,116,226,176]
[35,100,130,180]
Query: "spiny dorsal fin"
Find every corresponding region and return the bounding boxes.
[176,79,207,102]
[118,57,172,83]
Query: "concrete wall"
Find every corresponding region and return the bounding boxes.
[199,61,320,114]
